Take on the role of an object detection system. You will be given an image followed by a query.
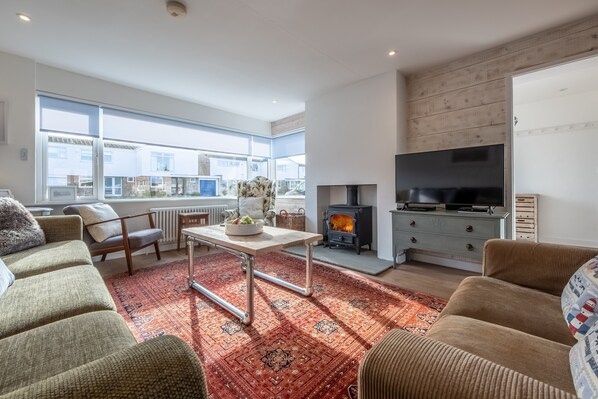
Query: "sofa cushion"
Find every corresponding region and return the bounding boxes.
[0,198,46,256]
[0,258,15,298]
[570,322,598,398]
[427,315,575,394]
[562,255,598,341]
[0,310,136,396]
[441,276,575,346]
[2,240,92,279]
[0,265,116,339]
[78,203,122,243]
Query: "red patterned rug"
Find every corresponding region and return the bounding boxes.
[105,252,446,399]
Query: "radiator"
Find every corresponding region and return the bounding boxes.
[150,204,228,243]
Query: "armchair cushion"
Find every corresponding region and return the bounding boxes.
[78,203,122,243]
[89,228,163,252]
[239,196,265,219]
[0,198,46,256]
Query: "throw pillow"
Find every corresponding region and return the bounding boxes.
[78,203,122,243]
[0,258,15,298]
[0,198,46,256]
[562,255,598,340]
[570,322,598,398]
[239,197,265,220]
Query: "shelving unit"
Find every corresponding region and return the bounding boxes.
[515,194,538,242]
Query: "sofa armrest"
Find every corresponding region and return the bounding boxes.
[35,215,83,243]
[482,239,598,295]
[1,335,208,399]
[358,329,575,399]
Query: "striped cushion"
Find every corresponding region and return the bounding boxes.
[570,322,598,398]
[562,256,598,340]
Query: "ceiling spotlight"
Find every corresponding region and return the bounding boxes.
[272,99,277,104]
[16,13,31,22]
[166,1,187,17]
[388,50,396,56]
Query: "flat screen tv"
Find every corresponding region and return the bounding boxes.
[395,144,504,209]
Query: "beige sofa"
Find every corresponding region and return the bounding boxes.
[0,215,208,399]
[358,239,598,399]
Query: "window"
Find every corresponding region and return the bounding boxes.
[39,95,296,202]
[272,132,305,198]
[104,177,122,197]
[80,150,93,162]
[48,146,67,159]
[79,176,93,187]
[40,96,99,201]
[150,176,164,187]
[151,152,174,172]
[46,133,95,199]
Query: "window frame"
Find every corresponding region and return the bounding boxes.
[36,94,297,204]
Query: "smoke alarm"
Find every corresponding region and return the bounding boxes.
[166,1,187,17]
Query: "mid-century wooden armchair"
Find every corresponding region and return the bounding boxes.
[63,204,163,275]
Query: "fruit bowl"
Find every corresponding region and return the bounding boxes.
[224,221,263,236]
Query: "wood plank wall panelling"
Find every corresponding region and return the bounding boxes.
[271,112,305,136]
[405,14,598,153]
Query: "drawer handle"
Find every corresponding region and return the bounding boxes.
[410,237,417,243]
[410,220,416,227]
[465,225,473,233]
[466,243,474,251]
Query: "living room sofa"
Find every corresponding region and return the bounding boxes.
[0,215,208,398]
[358,239,598,399]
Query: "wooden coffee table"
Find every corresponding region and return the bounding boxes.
[183,225,322,326]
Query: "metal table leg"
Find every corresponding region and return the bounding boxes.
[187,236,254,325]
[251,242,314,297]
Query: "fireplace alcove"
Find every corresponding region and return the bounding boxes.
[319,185,375,255]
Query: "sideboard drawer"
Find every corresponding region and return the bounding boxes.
[397,233,486,259]
[393,213,498,239]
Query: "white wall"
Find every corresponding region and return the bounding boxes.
[514,90,598,247]
[0,52,36,202]
[0,50,271,206]
[305,71,407,260]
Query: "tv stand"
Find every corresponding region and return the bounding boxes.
[391,209,508,267]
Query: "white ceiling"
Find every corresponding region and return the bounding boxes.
[1,1,598,122]
[513,55,598,105]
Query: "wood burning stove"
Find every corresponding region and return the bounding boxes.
[323,185,373,255]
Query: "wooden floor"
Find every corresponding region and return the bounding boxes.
[97,247,477,300]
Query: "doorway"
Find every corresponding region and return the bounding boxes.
[512,56,598,247]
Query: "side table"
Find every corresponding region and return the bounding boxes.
[178,212,209,251]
